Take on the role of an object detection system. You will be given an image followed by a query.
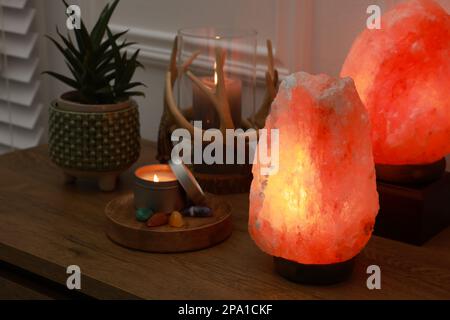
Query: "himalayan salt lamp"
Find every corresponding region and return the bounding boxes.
[249,72,379,284]
[341,0,450,184]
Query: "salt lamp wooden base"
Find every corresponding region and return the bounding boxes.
[273,257,355,285]
[374,172,450,246]
[375,158,446,185]
[105,193,232,253]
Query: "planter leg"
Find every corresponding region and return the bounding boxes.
[98,174,117,192]
[64,172,76,184]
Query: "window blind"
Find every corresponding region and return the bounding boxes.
[0,0,43,154]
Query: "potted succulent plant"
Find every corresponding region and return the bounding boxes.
[45,0,145,191]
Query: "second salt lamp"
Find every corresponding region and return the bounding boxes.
[249,72,379,284]
[341,0,450,184]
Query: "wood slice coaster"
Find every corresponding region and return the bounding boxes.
[194,172,253,195]
[105,193,233,253]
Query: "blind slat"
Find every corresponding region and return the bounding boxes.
[0,80,40,106]
[0,0,44,152]
[0,123,43,149]
[1,32,38,59]
[0,56,39,82]
[0,7,35,35]
[0,101,42,129]
[1,0,28,10]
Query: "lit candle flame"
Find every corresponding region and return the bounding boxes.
[214,62,218,86]
[214,35,220,86]
[153,174,159,183]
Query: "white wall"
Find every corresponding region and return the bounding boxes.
[41,0,450,142]
[312,0,388,76]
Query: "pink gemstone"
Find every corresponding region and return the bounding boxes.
[249,72,379,265]
[341,0,450,165]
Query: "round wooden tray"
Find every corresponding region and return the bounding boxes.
[105,193,233,253]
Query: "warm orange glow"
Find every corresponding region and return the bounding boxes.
[341,0,450,165]
[249,72,379,265]
[135,165,177,183]
[213,62,218,86]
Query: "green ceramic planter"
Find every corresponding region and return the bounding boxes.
[49,93,141,191]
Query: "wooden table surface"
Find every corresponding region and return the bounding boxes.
[0,141,449,300]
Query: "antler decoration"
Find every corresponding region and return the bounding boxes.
[186,48,236,135]
[157,37,279,163]
[157,37,199,162]
[248,40,279,129]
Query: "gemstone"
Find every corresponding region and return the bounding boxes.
[135,208,153,222]
[181,206,213,218]
[169,211,185,228]
[147,213,170,227]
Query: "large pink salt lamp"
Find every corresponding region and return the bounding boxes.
[249,72,379,284]
[341,0,450,168]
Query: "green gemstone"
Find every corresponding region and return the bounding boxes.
[135,208,153,222]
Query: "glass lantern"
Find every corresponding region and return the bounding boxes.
[176,27,257,131]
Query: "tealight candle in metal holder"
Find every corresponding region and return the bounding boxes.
[134,164,186,213]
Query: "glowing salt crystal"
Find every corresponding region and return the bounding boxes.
[249,72,379,265]
[341,0,450,165]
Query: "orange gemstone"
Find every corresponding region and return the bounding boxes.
[169,211,185,228]
[147,213,169,228]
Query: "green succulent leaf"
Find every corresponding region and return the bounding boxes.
[56,27,82,61]
[91,0,120,48]
[122,91,146,98]
[44,0,145,105]
[43,71,79,89]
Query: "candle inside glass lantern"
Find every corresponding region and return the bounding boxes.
[193,63,242,129]
[134,164,185,213]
